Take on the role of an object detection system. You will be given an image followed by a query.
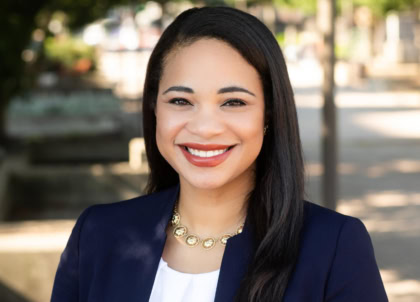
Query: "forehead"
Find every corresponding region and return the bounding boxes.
[159,39,262,94]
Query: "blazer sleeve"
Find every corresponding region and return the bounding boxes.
[325,217,388,301]
[51,206,93,302]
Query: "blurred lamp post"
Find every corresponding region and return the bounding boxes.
[317,0,337,210]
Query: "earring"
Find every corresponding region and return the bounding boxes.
[263,125,268,135]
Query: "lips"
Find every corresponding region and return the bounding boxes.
[178,143,236,167]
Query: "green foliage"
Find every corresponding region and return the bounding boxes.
[273,0,420,16]
[44,35,95,70]
[0,0,135,141]
[335,43,350,60]
[0,1,49,139]
[274,0,317,15]
[44,0,132,30]
[276,32,286,47]
[353,0,420,16]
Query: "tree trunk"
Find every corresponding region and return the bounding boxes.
[317,0,337,210]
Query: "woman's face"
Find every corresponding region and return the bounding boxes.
[155,38,265,190]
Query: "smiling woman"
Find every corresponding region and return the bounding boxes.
[155,38,264,188]
[51,6,388,302]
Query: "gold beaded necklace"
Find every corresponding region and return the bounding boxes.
[170,201,245,250]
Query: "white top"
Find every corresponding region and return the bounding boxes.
[149,257,220,302]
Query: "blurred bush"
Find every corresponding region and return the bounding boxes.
[44,35,95,73]
[276,32,286,47]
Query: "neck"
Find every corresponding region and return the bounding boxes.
[176,172,254,237]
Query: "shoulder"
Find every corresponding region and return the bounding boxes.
[291,201,387,301]
[300,200,372,261]
[288,201,387,302]
[302,200,367,239]
[88,185,178,217]
[299,202,387,301]
[287,201,387,302]
[296,201,374,278]
[75,185,179,234]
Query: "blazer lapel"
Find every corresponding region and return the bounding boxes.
[138,183,256,302]
[214,213,256,301]
[137,184,179,302]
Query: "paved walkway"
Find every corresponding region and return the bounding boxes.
[292,62,420,302]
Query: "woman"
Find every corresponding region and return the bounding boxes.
[51,6,388,302]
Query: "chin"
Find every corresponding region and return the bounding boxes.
[183,176,229,190]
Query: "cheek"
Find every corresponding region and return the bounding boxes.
[227,110,264,165]
[155,108,185,156]
[243,124,264,153]
[245,112,264,150]
[229,109,265,139]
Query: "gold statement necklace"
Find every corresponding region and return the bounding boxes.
[171,201,245,250]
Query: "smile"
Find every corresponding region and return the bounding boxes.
[178,143,236,167]
[185,147,229,158]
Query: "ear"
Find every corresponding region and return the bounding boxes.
[263,125,268,135]
[264,116,270,130]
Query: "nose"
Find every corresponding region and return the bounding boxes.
[186,104,225,139]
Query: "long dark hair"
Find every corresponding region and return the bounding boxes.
[142,6,305,301]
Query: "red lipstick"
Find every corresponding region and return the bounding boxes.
[181,143,232,151]
[178,143,235,167]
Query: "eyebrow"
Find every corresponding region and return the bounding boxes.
[162,85,255,97]
[163,86,194,94]
[218,86,255,96]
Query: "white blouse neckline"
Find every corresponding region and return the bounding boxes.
[159,257,221,276]
[149,257,220,302]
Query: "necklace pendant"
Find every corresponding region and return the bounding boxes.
[173,226,187,238]
[202,237,216,250]
[172,212,181,226]
[220,234,231,246]
[171,204,245,250]
[237,224,244,234]
[185,235,199,247]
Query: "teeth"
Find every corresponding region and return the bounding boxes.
[186,147,229,158]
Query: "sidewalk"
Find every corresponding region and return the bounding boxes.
[292,61,420,301]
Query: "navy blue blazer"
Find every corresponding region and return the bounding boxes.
[51,184,388,301]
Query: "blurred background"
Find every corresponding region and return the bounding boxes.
[0,0,419,301]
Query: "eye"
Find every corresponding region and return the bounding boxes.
[222,99,246,107]
[168,98,191,106]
